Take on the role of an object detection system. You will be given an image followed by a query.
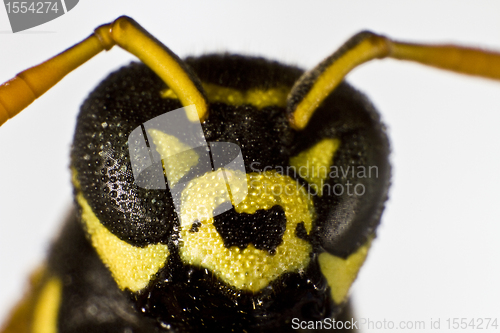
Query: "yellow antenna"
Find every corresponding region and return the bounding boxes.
[288,31,500,130]
[0,16,208,127]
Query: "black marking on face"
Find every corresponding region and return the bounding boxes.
[189,220,202,233]
[295,222,309,241]
[212,206,287,255]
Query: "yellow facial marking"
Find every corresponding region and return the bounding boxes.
[147,129,199,185]
[290,138,341,196]
[76,192,169,292]
[318,239,372,304]
[32,277,62,333]
[179,170,314,293]
[161,82,290,109]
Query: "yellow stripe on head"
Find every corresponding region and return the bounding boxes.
[290,138,341,196]
[72,170,170,292]
[318,239,372,304]
[76,192,170,292]
[162,83,290,109]
[147,129,200,186]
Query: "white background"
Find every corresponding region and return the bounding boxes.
[1,1,499,331]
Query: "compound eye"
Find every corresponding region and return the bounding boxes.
[288,82,391,305]
[71,64,191,247]
[289,83,390,258]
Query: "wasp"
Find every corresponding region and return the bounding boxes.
[0,14,499,332]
